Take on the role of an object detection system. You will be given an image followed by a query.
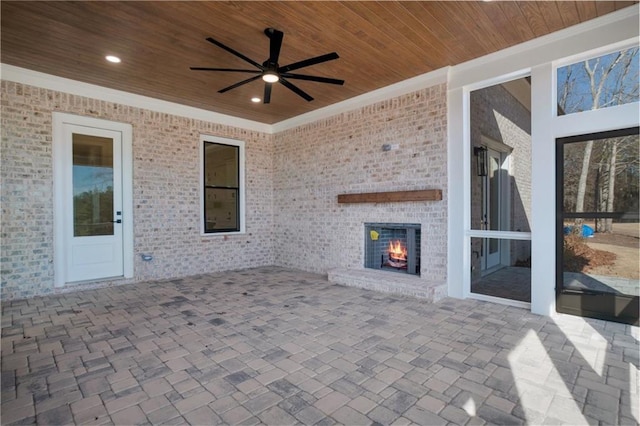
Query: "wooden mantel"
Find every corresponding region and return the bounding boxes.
[337,189,442,204]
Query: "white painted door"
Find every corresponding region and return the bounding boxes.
[482,149,502,270]
[63,124,124,282]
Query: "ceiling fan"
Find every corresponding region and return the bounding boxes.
[191,28,344,104]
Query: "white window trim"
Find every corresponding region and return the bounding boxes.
[199,134,246,236]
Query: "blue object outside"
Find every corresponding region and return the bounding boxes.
[563,224,595,238]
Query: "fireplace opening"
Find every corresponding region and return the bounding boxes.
[365,223,421,276]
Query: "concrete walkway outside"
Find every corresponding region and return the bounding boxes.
[1,267,638,425]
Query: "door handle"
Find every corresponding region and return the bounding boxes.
[110,219,122,224]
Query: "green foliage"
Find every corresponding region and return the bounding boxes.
[73,187,114,236]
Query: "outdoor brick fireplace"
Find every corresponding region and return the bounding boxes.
[365,223,421,276]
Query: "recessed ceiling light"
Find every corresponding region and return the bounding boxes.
[105,55,121,63]
[251,97,261,103]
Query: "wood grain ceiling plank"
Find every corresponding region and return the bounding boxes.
[574,1,598,22]
[289,2,414,90]
[349,1,452,69]
[447,2,509,53]
[337,1,442,71]
[614,1,640,10]
[3,2,189,81]
[138,2,268,69]
[462,2,522,50]
[534,2,567,34]
[515,2,550,38]
[158,2,281,62]
[391,1,469,65]
[418,2,491,60]
[595,1,617,16]
[495,2,537,43]
[554,1,582,27]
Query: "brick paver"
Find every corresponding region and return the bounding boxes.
[1,267,637,425]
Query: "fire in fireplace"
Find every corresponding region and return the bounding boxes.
[387,240,408,269]
[365,223,421,276]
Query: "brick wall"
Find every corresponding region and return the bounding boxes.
[1,81,275,299]
[273,84,448,281]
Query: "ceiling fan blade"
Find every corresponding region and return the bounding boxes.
[281,73,344,85]
[265,28,284,64]
[190,67,262,73]
[218,75,263,93]
[279,52,339,73]
[264,83,272,104]
[279,78,313,102]
[206,37,264,70]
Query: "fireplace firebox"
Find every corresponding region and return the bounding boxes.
[364,223,421,276]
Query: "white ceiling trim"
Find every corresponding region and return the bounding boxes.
[0,64,272,134]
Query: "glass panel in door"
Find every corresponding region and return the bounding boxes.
[72,134,114,237]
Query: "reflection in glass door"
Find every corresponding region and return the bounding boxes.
[73,134,115,237]
[556,127,639,325]
[483,149,503,271]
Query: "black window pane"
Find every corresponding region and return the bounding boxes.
[204,143,238,187]
[205,188,238,232]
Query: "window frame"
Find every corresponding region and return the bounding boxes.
[555,45,640,118]
[199,135,245,235]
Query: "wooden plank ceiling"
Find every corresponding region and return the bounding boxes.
[1,1,636,124]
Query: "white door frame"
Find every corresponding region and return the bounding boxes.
[53,113,134,287]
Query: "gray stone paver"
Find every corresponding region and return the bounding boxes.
[1,266,637,425]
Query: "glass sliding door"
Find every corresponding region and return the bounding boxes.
[556,127,639,325]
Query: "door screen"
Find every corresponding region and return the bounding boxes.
[556,127,639,325]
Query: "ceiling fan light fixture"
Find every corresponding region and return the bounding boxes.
[251,97,261,103]
[105,55,121,63]
[262,72,279,83]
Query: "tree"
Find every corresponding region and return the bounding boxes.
[557,47,639,230]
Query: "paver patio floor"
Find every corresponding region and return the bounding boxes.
[1,267,638,425]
